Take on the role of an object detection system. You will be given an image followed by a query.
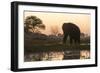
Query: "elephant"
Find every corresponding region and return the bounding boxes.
[62,22,80,44]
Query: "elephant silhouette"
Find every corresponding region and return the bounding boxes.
[62,22,80,44]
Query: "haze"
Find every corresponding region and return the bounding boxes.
[24,11,90,35]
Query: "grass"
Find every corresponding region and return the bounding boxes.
[24,37,90,54]
[25,43,90,53]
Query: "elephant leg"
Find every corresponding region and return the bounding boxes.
[74,39,76,44]
[63,34,67,44]
[75,37,80,44]
[70,37,73,44]
[75,39,80,44]
[78,39,80,44]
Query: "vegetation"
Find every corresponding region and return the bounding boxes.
[24,16,45,33]
[24,32,90,53]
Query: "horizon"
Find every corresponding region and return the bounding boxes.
[24,11,90,36]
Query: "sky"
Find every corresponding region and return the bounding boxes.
[24,11,91,35]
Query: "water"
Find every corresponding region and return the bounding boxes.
[80,50,90,59]
[24,50,90,62]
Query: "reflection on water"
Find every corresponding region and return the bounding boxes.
[41,52,64,61]
[80,50,90,59]
[24,50,90,62]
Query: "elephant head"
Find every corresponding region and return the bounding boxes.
[62,22,80,44]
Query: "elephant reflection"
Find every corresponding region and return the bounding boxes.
[62,23,80,44]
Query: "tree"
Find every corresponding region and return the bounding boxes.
[24,16,45,33]
[81,33,85,38]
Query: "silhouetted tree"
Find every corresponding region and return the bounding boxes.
[24,16,45,33]
[81,33,85,38]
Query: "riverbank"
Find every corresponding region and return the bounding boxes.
[25,44,90,53]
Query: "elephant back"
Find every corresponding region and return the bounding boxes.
[62,22,80,34]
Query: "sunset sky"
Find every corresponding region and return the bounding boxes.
[24,11,91,35]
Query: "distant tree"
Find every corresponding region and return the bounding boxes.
[81,33,89,38]
[24,16,45,33]
[81,33,85,38]
[50,25,59,36]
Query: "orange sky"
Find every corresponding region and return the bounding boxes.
[24,11,90,35]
